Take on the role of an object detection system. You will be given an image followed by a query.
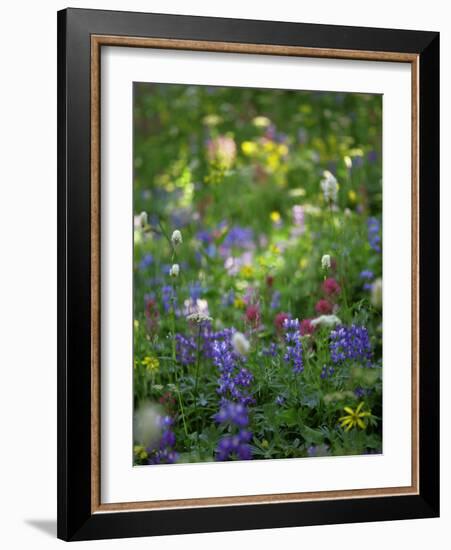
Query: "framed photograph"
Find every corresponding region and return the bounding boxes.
[57,8,439,541]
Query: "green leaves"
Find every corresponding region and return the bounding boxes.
[299,425,326,445]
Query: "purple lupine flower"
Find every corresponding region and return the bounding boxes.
[138,253,153,271]
[189,281,204,301]
[159,427,176,449]
[147,448,179,465]
[367,150,378,164]
[351,156,364,169]
[307,444,329,457]
[270,290,281,310]
[161,285,175,313]
[354,386,366,398]
[202,326,235,359]
[215,434,252,461]
[275,395,285,406]
[211,338,254,406]
[175,334,197,366]
[320,365,335,379]
[330,325,373,365]
[215,415,253,462]
[147,275,163,287]
[222,226,254,250]
[283,318,304,374]
[196,229,213,244]
[222,290,235,307]
[234,367,253,388]
[214,401,249,427]
[263,342,278,357]
[367,217,381,253]
[147,415,178,465]
[360,269,374,291]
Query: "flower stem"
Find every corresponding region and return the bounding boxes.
[193,325,202,449]
[169,286,188,438]
[175,387,188,438]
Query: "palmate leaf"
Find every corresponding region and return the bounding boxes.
[300,425,326,445]
[300,391,321,409]
[275,407,299,427]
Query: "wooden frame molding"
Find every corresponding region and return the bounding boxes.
[90,34,420,515]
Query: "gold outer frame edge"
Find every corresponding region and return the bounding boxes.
[90,35,420,514]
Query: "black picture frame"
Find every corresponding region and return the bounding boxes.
[57,7,439,541]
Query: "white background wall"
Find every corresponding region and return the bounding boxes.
[0,0,448,547]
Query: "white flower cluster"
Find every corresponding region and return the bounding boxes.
[231,332,250,356]
[321,254,331,270]
[169,264,180,278]
[320,171,338,203]
[371,278,382,309]
[311,314,342,328]
[134,211,148,230]
[186,312,213,324]
[171,229,183,246]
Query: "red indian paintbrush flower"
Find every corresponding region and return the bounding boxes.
[274,312,290,332]
[315,299,334,314]
[322,277,341,296]
[300,318,315,336]
[245,304,260,327]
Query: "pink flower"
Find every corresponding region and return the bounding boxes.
[300,319,315,336]
[206,135,236,168]
[315,299,333,315]
[245,304,260,327]
[322,277,341,296]
[274,312,290,332]
[145,297,159,334]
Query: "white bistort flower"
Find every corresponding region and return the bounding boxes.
[134,211,148,230]
[171,229,183,246]
[184,298,209,318]
[231,331,250,356]
[311,314,342,328]
[320,170,338,203]
[371,278,382,309]
[169,264,180,278]
[321,254,331,270]
[186,312,213,324]
[133,402,162,448]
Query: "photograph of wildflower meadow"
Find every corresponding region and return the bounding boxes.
[133,83,383,466]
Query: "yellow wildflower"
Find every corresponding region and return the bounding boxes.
[348,190,357,203]
[240,265,254,278]
[141,356,160,373]
[234,297,245,309]
[241,141,257,156]
[270,211,281,223]
[267,153,280,171]
[339,402,371,431]
[134,445,148,460]
[277,143,289,157]
[263,140,275,152]
[252,116,271,128]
